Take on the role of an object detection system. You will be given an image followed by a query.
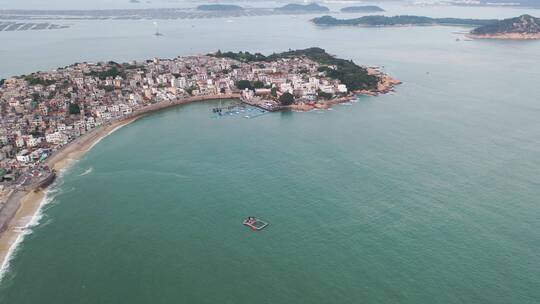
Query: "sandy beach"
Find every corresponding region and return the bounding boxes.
[0,117,138,278]
[0,94,240,278]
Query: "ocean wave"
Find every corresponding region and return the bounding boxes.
[79,167,93,177]
[0,189,57,282]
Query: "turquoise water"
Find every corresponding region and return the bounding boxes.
[1,4,540,303]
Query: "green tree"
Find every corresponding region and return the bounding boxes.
[279,92,295,105]
[24,75,55,86]
[31,93,40,102]
[236,80,253,90]
[271,87,278,97]
[185,85,197,95]
[253,81,264,89]
[69,103,81,115]
[317,90,333,99]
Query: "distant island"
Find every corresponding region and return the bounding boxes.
[275,3,330,13]
[196,4,244,11]
[340,6,385,13]
[312,15,497,27]
[311,14,540,40]
[468,15,540,39]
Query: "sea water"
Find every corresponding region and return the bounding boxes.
[0,3,539,303]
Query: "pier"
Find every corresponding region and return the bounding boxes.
[240,97,282,112]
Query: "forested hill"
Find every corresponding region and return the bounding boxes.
[312,15,497,27]
[471,15,540,35]
[211,48,379,91]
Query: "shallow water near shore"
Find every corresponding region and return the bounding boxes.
[1,3,540,304]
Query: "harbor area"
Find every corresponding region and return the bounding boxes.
[211,102,270,119]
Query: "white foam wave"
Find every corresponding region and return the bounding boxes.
[79,167,93,177]
[0,190,56,282]
[0,121,132,282]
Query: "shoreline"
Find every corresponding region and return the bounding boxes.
[0,84,403,276]
[288,74,401,112]
[0,117,137,280]
[0,94,239,279]
[466,33,540,40]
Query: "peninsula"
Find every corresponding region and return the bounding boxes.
[0,48,399,263]
[340,6,385,13]
[311,15,497,27]
[468,15,540,39]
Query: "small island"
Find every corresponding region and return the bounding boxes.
[275,3,330,13]
[311,15,497,27]
[468,15,540,39]
[196,4,244,12]
[340,6,385,13]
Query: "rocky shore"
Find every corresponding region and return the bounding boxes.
[288,73,401,112]
[466,33,540,40]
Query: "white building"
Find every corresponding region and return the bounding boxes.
[16,150,31,163]
[45,132,69,145]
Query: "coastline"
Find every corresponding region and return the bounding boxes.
[0,81,403,276]
[0,117,136,280]
[0,94,239,279]
[466,33,540,40]
[288,74,401,112]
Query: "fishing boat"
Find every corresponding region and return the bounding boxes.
[243,216,268,231]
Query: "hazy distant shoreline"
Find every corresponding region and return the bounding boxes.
[0,7,336,21]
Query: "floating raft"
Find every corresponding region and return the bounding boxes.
[243,217,268,231]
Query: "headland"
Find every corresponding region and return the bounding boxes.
[467,15,540,40]
[0,48,399,272]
